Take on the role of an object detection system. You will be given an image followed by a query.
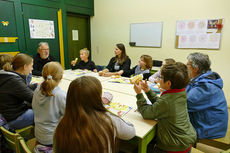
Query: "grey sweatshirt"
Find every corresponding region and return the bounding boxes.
[32,85,66,145]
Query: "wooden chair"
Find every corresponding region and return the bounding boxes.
[0,125,35,153]
[0,126,21,152]
[191,147,204,153]
[16,125,34,141]
[220,148,230,153]
[18,137,32,153]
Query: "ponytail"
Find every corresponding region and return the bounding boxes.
[0,54,13,71]
[3,62,12,71]
[40,62,63,96]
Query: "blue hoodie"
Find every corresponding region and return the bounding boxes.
[186,70,228,139]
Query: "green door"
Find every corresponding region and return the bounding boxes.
[67,13,90,66]
[0,0,19,52]
[22,3,60,60]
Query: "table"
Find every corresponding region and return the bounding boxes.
[63,69,111,82]
[33,69,157,153]
[102,80,137,96]
[103,90,157,153]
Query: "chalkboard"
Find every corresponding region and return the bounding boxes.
[130,22,163,47]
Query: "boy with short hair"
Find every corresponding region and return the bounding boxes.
[71,48,97,72]
[134,62,196,153]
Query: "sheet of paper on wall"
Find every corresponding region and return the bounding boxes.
[72,30,79,41]
[176,19,223,49]
[29,19,55,39]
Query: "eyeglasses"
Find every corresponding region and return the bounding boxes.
[158,75,164,80]
[41,49,49,51]
[187,63,193,66]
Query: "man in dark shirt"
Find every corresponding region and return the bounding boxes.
[32,42,56,76]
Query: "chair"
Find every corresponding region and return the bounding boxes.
[16,126,36,153]
[96,65,106,71]
[152,60,162,67]
[0,125,35,153]
[16,125,34,140]
[221,148,230,153]
[18,137,32,153]
[191,147,204,153]
[0,126,21,152]
[151,60,162,75]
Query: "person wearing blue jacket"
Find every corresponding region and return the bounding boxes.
[186,52,228,139]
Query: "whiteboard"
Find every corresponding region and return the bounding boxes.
[130,22,163,47]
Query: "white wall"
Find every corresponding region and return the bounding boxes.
[91,0,230,105]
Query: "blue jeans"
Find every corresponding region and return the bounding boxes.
[26,73,32,84]
[8,109,34,129]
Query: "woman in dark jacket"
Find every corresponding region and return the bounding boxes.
[99,43,131,77]
[0,53,37,129]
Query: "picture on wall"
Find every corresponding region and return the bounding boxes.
[29,19,55,39]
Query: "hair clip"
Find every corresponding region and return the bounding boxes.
[47,75,52,80]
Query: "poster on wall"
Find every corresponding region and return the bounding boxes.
[29,19,55,39]
[175,19,223,49]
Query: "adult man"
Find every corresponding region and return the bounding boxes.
[32,42,56,76]
[186,52,228,139]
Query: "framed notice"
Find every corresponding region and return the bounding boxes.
[29,19,55,39]
[175,18,223,49]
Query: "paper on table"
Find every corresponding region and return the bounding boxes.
[104,102,132,117]
[109,78,131,84]
[31,77,43,84]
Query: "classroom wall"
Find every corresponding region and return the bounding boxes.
[90,0,230,105]
[0,0,94,68]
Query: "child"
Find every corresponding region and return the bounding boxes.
[134,62,196,152]
[121,55,152,79]
[148,58,175,83]
[71,48,97,72]
[32,62,66,147]
[0,53,13,70]
[54,76,135,153]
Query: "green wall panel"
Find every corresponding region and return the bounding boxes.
[65,0,93,9]
[0,0,19,52]
[22,3,60,60]
[21,0,60,8]
[0,0,94,67]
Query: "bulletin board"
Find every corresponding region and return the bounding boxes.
[130,22,163,47]
[175,18,223,49]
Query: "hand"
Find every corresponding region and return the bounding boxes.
[155,77,160,84]
[103,72,113,77]
[98,71,104,76]
[116,70,124,75]
[71,60,76,66]
[93,69,97,72]
[103,69,109,73]
[140,79,150,93]
[134,82,142,94]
